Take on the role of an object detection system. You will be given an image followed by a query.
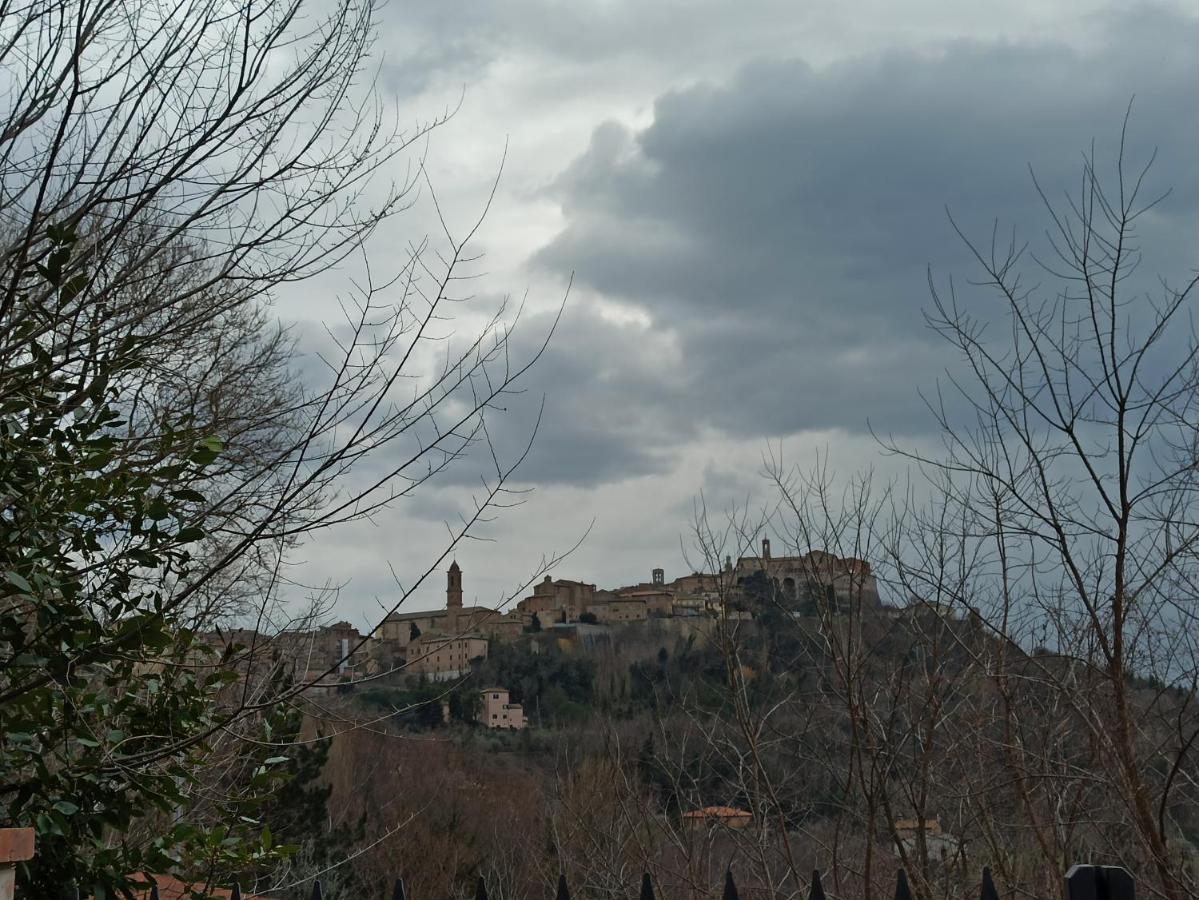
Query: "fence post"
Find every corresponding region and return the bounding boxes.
[393,876,407,900]
[0,829,34,900]
[310,879,325,900]
[639,872,656,900]
[555,872,570,900]
[894,868,914,900]
[808,870,826,900]
[980,867,999,900]
[474,875,489,900]
[722,869,739,900]
[1065,865,1135,900]
[230,884,242,900]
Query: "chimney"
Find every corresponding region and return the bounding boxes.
[762,538,771,559]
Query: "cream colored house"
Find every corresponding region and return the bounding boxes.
[480,687,526,729]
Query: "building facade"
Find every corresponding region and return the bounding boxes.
[380,561,523,647]
[518,576,598,623]
[733,540,881,611]
[479,687,526,729]
[404,634,489,681]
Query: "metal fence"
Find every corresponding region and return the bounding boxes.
[144,863,1136,900]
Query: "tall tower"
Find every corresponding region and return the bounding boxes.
[762,538,771,560]
[447,560,463,629]
[652,568,664,586]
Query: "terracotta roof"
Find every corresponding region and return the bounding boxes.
[131,874,273,899]
[682,806,752,819]
[894,818,942,835]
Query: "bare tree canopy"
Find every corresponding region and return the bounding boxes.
[663,120,1199,900]
[0,1,557,895]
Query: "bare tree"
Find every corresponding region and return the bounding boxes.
[877,117,1199,900]
[0,0,559,893]
[667,119,1199,900]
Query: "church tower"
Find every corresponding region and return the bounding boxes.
[447,560,463,629]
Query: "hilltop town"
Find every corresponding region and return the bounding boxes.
[206,540,885,725]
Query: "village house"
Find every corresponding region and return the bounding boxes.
[518,576,598,623]
[608,568,675,615]
[892,817,960,861]
[404,632,489,681]
[479,687,526,729]
[197,622,382,693]
[733,539,881,611]
[586,596,649,623]
[575,568,679,622]
[681,806,753,832]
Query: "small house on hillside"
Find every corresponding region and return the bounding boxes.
[682,806,753,832]
[892,817,960,861]
[480,687,526,729]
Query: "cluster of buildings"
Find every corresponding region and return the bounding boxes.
[205,541,879,727]
[516,538,880,626]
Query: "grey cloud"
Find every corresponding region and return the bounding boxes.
[430,303,697,490]
[533,8,1199,443]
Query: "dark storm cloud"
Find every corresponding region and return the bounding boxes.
[422,303,697,492]
[533,7,1199,444]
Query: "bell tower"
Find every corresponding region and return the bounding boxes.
[447,560,463,628]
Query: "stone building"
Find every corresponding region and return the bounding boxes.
[733,539,881,611]
[380,561,523,647]
[404,633,489,681]
[199,621,380,690]
[517,576,598,624]
[585,596,649,623]
[611,586,674,616]
[479,687,526,729]
[668,572,722,596]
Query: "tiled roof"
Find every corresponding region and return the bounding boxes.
[682,806,752,820]
[132,874,273,899]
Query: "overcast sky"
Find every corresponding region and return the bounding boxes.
[282,0,1199,626]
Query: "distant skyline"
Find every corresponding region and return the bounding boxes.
[285,0,1199,624]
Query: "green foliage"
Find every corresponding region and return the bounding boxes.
[237,670,363,894]
[473,640,595,728]
[0,232,286,897]
[448,685,482,723]
[358,685,448,729]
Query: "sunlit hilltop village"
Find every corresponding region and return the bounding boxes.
[207,540,887,726]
